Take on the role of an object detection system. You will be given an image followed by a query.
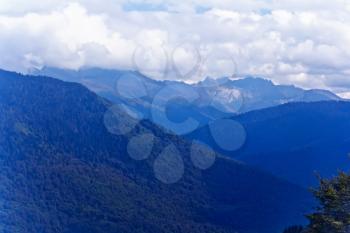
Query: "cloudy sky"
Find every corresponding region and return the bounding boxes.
[1,0,350,96]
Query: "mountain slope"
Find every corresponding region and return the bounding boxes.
[0,69,313,233]
[32,67,341,135]
[187,101,350,188]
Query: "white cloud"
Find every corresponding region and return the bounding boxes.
[0,0,350,93]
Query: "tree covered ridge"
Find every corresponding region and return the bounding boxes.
[0,70,312,233]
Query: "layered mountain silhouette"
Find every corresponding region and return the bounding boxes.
[32,67,341,135]
[187,101,350,188]
[0,69,313,233]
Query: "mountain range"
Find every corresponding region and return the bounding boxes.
[32,67,342,135]
[0,69,313,233]
[30,67,350,190]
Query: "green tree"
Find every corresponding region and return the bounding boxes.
[305,172,350,233]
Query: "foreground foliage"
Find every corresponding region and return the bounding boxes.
[305,172,350,233]
[284,172,350,233]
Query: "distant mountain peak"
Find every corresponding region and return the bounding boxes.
[199,76,231,86]
[30,67,342,132]
[230,76,274,86]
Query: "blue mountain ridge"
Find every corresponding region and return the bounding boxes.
[0,69,313,233]
[31,67,342,135]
